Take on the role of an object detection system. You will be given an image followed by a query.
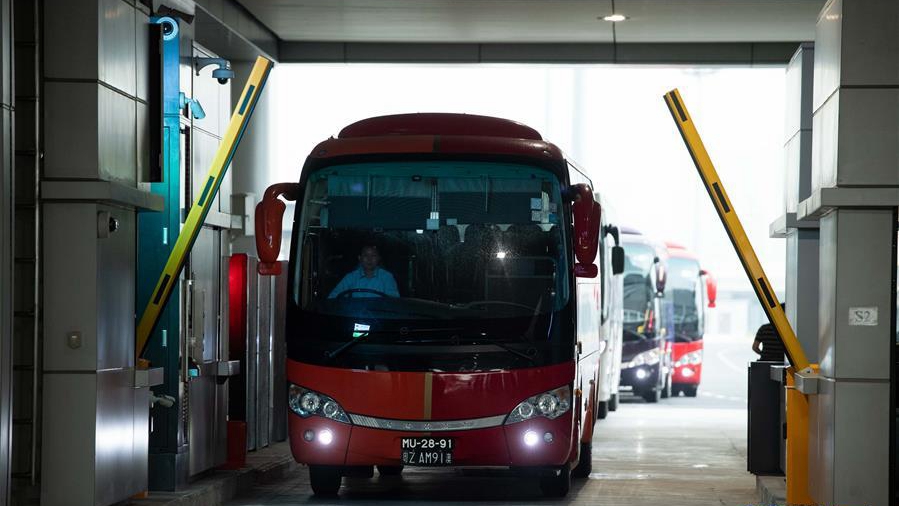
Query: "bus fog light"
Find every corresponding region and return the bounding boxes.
[523,430,539,447]
[543,432,554,443]
[303,430,315,442]
[318,429,334,445]
[682,367,694,377]
[636,368,648,380]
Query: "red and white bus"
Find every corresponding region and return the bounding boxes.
[664,242,716,397]
[255,113,625,497]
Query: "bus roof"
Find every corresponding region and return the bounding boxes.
[339,113,543,141]
[303,113,568,179]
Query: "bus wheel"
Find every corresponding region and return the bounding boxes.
[596,401,609,420]
[642,387,661,403]
[572,442,592,478]
[684,385,698,397]
[609,393,619,411]
[661,375,672,399]
[309,465,342,496]
[377,465,403,476]
[539,465,571,497]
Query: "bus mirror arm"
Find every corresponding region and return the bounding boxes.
[255,182,301,276]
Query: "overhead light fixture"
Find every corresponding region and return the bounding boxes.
[602,14,628,22]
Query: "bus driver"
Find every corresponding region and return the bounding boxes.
[328,245,400,298]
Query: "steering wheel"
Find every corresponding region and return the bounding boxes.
[336,288,390,299]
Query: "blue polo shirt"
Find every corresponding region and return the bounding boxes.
[328,266,400,298]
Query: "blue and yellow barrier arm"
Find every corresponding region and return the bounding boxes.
[137,56,273,358]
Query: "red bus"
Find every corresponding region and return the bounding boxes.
[664,242,716,397]
[255,113,625,497]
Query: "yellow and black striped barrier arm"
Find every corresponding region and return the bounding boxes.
[137,55,273,358]
[663,88,811,373]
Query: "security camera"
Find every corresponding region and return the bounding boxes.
[194,57,234,85]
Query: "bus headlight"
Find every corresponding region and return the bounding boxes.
[625,349,660,369]
[288,384,350,424]
[675,350,703,367]
[505,386,571,424]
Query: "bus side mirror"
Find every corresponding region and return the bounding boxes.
[568,183,599,277]
[701,269,717,308]
[255,182,300,276]
[654,258,667,296]
[611,246,625,275]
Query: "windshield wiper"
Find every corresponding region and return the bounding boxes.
[325,332,379,360]
[463,334,536,363]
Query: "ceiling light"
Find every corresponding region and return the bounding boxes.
[602,14,628,22]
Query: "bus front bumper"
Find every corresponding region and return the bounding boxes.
[288,411,574,468]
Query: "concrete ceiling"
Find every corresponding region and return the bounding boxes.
[236,0,825,44]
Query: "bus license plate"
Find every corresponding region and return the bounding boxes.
[400,437,454,466]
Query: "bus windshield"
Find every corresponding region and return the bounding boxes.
[621,241,656,342]
[288,161,573,372]
[666,257,704,342]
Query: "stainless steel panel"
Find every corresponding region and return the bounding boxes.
[94,368,140,505]
[97,0,136,96]
[43,82,99,180]
[817,212,837,376]
[187,375,216,476]
[96,205,135,370]
[216,360,240,377]
[808,376,834,506]
[820,210,894,380]
[784,47,802,140]
[40,374,96,506]
[135,9,150,101]
[256,275,272,448]
[838,0,899,89]
[190,228,219,362]
[271,263,288,442]
[214,370,228,465]
[812,0,841,112]
[785,228,819,362]
[831,380,891,506]
[245,257,258,450]
[98,85,137,184]
[811,90,839,193]
[42,204,99,372]
[0,105,10,505]
[836,88,899,187]
[132,384,151,493]
[783,132,800,214]
[43,0,99,81]
[0,0,9,107]
[137,101,149,182]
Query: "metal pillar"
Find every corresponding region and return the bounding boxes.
[0,1,13,504]
[140,15,190,491]
[39,1,164,504]
[797,1,899,505]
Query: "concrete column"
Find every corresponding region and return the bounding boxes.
[772,43,819,361]
[799,1,899,505]
[0,0,12,504]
